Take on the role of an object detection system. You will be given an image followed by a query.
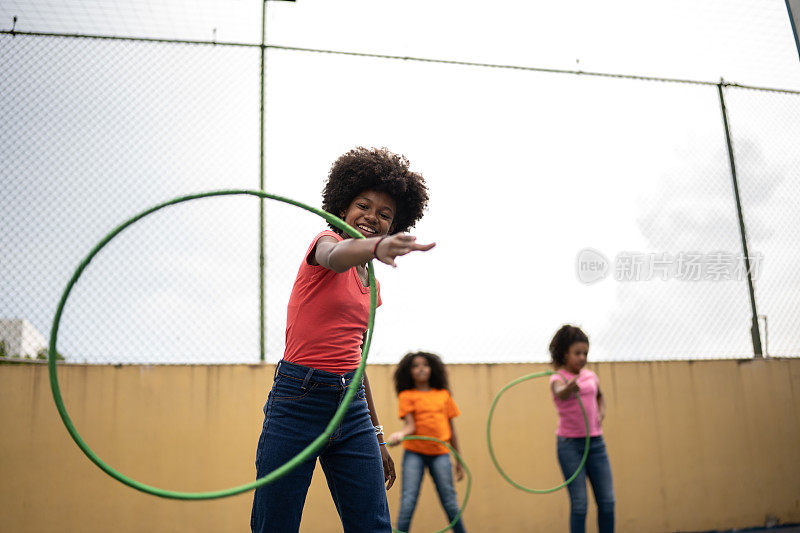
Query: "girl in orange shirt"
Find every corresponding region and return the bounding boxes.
[388,352,467,533]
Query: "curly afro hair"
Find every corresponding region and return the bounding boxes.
[322,147,429,235]
[549,325,589,368]
[394,351,450,394]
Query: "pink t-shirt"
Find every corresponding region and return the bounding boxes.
[283,231,381,374]
[550,369,603,437]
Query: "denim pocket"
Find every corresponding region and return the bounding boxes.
[271,374,318,401]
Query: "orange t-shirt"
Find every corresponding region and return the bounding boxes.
[283,230,381,374]
[398,388,460,455]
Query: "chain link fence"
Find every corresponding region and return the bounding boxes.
[1,2,798,364]
[1,33,261,363]
[724,89,800,358]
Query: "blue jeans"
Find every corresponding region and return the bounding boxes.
[250,360,391,533]
[557,436,615,533]
[396,450,466,533]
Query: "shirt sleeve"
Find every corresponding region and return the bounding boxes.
[445,391,461,419]
[303,230,342,267]
[398,391,414,418]
[303,230,383,308]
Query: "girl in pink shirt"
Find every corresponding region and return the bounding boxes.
[549,325,615,533]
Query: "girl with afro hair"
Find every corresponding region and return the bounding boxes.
[251,147,434,533]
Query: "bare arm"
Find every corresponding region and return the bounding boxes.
[363,372,384,437]
[387,414,416,446]
[363,372,396,490]
[312,234,435,272]
[551,376,580,401]
[449,419,465,481]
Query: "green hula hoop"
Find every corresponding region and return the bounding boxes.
[392,436,471,533]
[486,370,590,493]
[48,189,378,500]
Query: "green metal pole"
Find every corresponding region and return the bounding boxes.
[717,82,763,358]
[259,0,267,362]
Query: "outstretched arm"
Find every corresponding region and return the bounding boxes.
[312,234,435,272]
[387,414,416,446]
[551,376,580,401]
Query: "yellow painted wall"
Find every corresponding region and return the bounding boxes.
[1,359,798,532]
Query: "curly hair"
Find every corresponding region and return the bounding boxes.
[394,351,450,394]
[549,325,589,367]
[322,147,429,235]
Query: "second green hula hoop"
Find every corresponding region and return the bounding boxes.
[392,435,472,533]
[486,370,590,493]
[48,189,378,500]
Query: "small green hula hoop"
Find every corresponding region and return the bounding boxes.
[392,436,471,533]
[486,370,590,493]
[48,189,378,500]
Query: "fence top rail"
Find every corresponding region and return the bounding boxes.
[1,356,798,366]
[3,29,800,95]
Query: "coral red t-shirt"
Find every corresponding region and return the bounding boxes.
[283,230,381,374]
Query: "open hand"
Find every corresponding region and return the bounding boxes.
[375,234,435,268]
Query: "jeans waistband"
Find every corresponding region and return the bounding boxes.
[557,435,604,441]
[275,359,362,388]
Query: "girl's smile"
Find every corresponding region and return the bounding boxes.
[341,190,396,238]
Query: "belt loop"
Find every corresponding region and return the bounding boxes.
[274,360,281,380]
[301,367,314,389]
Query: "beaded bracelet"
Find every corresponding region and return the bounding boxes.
[371,236,387,258]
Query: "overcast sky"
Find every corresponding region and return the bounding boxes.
[1,0,798,363]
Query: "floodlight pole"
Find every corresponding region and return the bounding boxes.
[259,0,267,362]
[260,0,298,363]
[717,81,763,358]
